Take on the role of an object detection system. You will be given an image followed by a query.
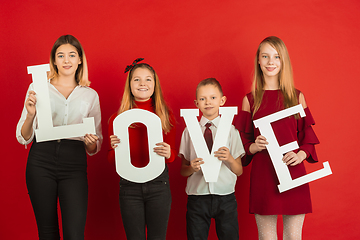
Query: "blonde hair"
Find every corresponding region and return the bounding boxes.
[252,36,298,115]
[48,35,90,86]
[196,78,223,98]
[118,63,173,133]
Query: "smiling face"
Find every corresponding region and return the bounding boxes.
[258,42,281,81]
[130,67,155,102]
[54,43,81,78]
[195,84,226,120]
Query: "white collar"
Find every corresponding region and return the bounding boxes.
[199,115,220,128]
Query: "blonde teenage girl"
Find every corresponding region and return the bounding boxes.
[238,36,319,240]
[16,35,102,240]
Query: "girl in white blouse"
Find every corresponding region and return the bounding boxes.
[16,35,102,240]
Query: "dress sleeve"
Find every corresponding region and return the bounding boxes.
[163,112,177,163]
[107,113,117,165]
[235,110,255,166]
[297,107,319,163]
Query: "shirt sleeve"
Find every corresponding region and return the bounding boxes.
[16,84,37,145]
[178,128,191,161]
[86,90,102,156]
[229,126,245,160]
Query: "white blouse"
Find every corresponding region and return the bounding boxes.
[16,82,103,155]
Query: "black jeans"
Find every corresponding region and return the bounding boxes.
[119,166,172,240]
[26,139,88,240]
[186,193,239,240]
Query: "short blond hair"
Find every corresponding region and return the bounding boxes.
[196,78,223,98]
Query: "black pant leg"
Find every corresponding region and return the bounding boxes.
[186,195,212,240]
[145,178,171,240]
[214,193,239,240]
[119,180,147,240]
[57,140,88,240]
[26,141,60,240]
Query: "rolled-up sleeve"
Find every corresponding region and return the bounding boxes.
[87,92,102,156]
[16,84,36,146]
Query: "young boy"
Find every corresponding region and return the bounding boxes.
[179,78,245,240]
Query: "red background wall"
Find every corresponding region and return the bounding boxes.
[1,0,359,239]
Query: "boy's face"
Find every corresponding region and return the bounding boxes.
[195,84,226,120]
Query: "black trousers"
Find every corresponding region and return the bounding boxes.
[26,139,88,240]
[186,193,239,240]
[119,166,172,240]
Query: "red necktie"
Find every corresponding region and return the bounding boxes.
[204,122,213,153]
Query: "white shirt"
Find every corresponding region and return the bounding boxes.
[16,82,103,155]
[179,115,245,195]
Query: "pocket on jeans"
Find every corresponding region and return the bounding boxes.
[119,178,133,186]
[187,195,201,203]
[152,180,169,185]
[152,181,171,201]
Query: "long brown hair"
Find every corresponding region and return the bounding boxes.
[48,35,90,86]
[252,36,298,115]
[118,63,172,133]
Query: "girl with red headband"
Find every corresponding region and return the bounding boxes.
[107,59,176,240]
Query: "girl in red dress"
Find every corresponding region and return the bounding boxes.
[107,58,176,240]
[238,36,319,239]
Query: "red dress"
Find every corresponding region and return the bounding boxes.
[237,90,319,215]
[107,99,177,168]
